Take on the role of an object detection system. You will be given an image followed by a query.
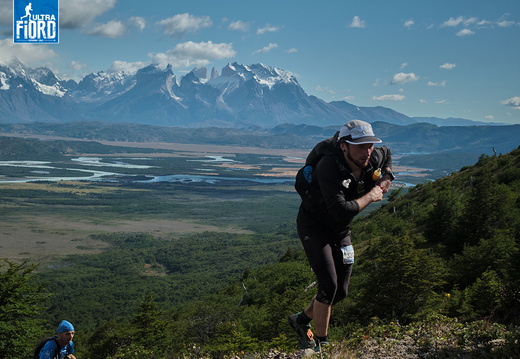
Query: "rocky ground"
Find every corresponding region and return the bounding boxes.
[228,336,510,359]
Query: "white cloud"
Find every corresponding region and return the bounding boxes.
[476,19,492,27]
[436,99,449,104]
[485,115,494,120]
[60,0,117,29]
[253,43,278,55]
[472,19,490,28]
[464,17,479,26]
[149,41,235,69]
[439,14,517,32]
[0,39,57,65]
[0,0,12,26]
[287,48,298,54]
[419,99,427,103]
[372,94,405,101]
[228,20,249,32]
[399,63,408,70]
[157,13,212,37]
[70,60,86,71]
[315,85,336,94]
[457,28,475,36]
[437,14,520,37]
[108,60,148,74]
[256,24,282,35]
[441,16,464,27]
[391,72,419,84]
[440,63,456,70]
[88,20,126,38]
[129,17,146,31]
[497,20,515,27]
[440,16,483,36]
[349,16,366,28]
[497,13,516,27]
[403,19,414,28]
[501,96,520,109]
[441,16,478,28]
[427,80,446,87]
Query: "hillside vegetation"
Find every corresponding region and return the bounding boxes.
[1,148,520,358]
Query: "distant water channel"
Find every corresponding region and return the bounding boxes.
[135,174,290,184]
[0,157,292,184]
[0,156,419,187]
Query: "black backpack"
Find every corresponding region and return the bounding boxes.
[295,164,322,210]
[33,337,71,359]
[295,135,341,210]
[295,134,392,211]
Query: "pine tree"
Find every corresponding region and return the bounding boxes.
[0,260,48,359]
[355,235,446,323]
[424,187,462,251]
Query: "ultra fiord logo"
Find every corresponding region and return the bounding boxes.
[13,0,59,43]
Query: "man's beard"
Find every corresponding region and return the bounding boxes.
[347,151,370,169]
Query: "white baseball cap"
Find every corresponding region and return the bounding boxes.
[338,120,382,145]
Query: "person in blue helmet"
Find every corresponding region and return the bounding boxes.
[38,320,76,359]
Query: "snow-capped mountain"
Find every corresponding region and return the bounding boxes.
[0,59,85,122]
[0,59,420,127]
[89,64,192,126]
[0,58,73,97]
[72,70,135,103]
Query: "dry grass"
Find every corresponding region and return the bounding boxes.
[0,213,252,263]
[0,180,252,263]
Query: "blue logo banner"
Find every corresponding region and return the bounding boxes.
[13,0,59,43]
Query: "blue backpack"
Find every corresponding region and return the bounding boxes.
[33,337,71,359]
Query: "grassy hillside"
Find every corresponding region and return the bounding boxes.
[70,148,519,358]
[346,149,520,324]
[2,138,519,358]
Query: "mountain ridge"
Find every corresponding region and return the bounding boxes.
[1,120,518,156]
[0,59,500,128]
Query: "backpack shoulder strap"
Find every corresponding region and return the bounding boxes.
[329,152,349,179]
[65,342,72,355]
[34,337,59,359]
[305,136,337,166]
[51,338,60,359]
[370,146,392,168]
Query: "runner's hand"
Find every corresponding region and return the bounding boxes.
[367,185,384,203]
[377,177,392,193]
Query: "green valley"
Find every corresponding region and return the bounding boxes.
[1,134,519,358]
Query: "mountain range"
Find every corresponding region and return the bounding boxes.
[0,59,488,128]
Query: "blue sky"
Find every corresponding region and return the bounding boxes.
[1,0,519,124]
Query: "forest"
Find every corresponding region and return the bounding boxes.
[1,145,520,358]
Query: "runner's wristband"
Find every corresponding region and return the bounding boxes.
[382,170,395,181]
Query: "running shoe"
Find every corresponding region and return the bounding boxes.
[314,340,329,353]
[288,312,316,349]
